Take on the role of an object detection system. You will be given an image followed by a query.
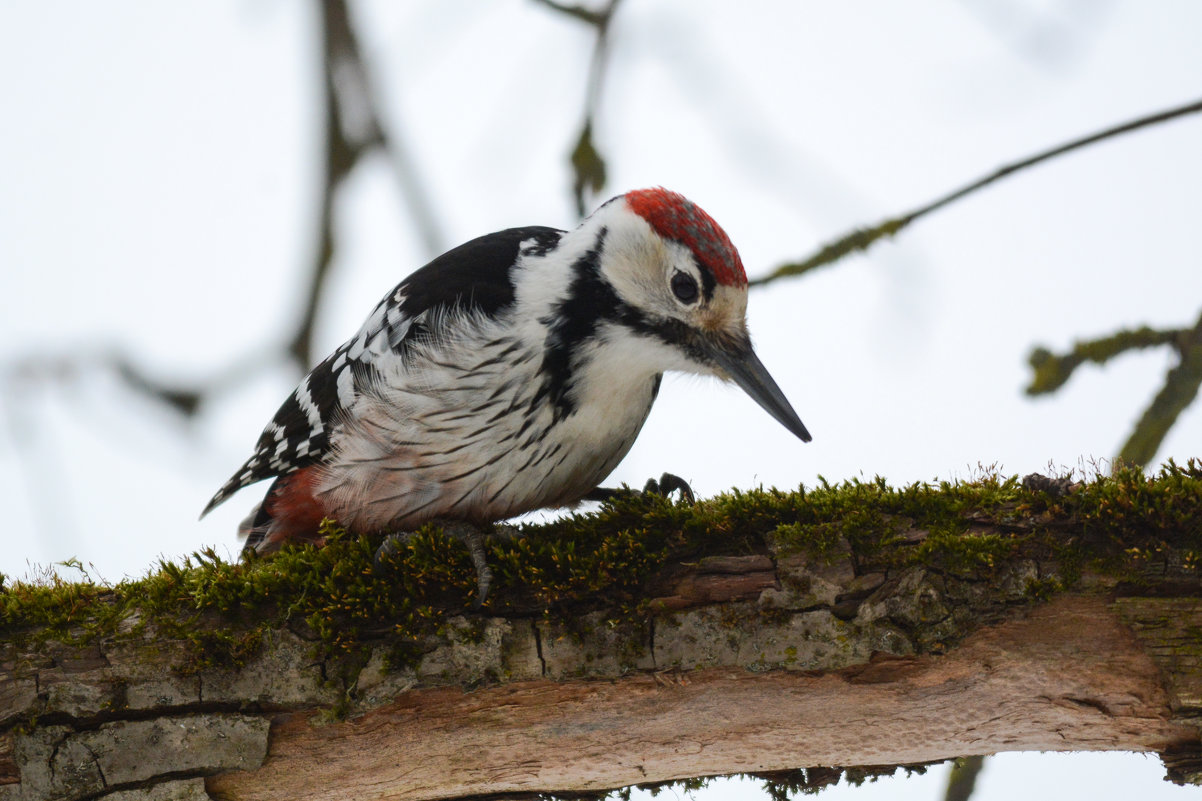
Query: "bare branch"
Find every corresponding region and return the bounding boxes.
[3,348,274,420]
[531,0,609,26]
[535,0,624,215]
[287,0,358,370]
[751,96,1202,287]
[290,0,445,369]
[323,0,445,258]
[3,0,445,426]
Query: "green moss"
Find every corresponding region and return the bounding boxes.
[737,473,1030,576]
[1023,576,1063,602]
[912,527,1016,576]
[3,461,1201,675]
[0,565,114,645]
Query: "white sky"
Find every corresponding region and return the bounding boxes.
[1,2,1201,799]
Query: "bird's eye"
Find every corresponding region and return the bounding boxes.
[670,271,699,304]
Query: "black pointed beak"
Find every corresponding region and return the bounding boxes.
[707,338,812,443]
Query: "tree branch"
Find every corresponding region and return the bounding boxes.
[532,0,610,27]
[1118,310,1202,468]
[5,467,1202,799]
[290,0,445,369]
[750,96,1202,287]
[1026,326,1183,396]
[2,0,444,429]
[1026,308,1202,469]
[535,0,624,216]
[944,755,986,801]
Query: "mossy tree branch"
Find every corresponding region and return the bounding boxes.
[4,465,1202,800]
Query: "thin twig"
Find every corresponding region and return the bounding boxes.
[290,0,444,368]
[536,0,624,216]
[751,97,1202,287]
[6,0,446,415]
[1026,326,1182,396]
[325,0,444,258]
[532,0,608,26]
[289,0,356,370]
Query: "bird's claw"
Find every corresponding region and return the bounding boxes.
[373,522,494,609]
[643,472,696,504]
[585,472,695,505]
[450,522,493,609]
[373,532,410,572]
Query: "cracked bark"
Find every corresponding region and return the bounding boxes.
[3,522,1202,800]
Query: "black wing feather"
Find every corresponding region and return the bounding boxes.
[395,226,562,318]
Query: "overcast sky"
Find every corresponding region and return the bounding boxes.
[2,2,1201,799]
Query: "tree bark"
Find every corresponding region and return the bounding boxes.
[3,477,1202,800]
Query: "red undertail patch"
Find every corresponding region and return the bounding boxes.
[261,467,329,549]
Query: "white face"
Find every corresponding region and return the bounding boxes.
[596,202,750,376]
[582,194,811,444]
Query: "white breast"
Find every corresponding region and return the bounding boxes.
[311,311,661,531]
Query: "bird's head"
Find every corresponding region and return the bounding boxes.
[593,187,811,443]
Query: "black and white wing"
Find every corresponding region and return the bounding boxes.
[200,226,564,517]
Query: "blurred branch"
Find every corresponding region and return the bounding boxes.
[1026,309,1202,469]
[533,0,610,26]
[3,348,273,421]
[957,0,1113,70]
[751,96,1202,287]
[1026,326,1181,396]
[535,0,623,216]
[943,755,986,801]
[1,347,270,550]
[0,1,446,547]
[293,0,444,368]
[1118,310,1202,468]
[12,0,446,414]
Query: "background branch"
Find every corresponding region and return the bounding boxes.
[1026,326,1183,396]
[1026,309,1202,469]
[536,0,624,216]
[291,0,444,369]
[1117,310,1202,467]
[0,0,444,421]
[943,756,986,801]
[750,96,1202,287]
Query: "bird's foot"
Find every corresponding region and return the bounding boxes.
[586,472,695,505]
[642,472,696,504]
[374,521,494,609]
[372,531,411,571]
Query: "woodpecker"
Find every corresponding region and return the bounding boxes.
[202,188,811,597]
